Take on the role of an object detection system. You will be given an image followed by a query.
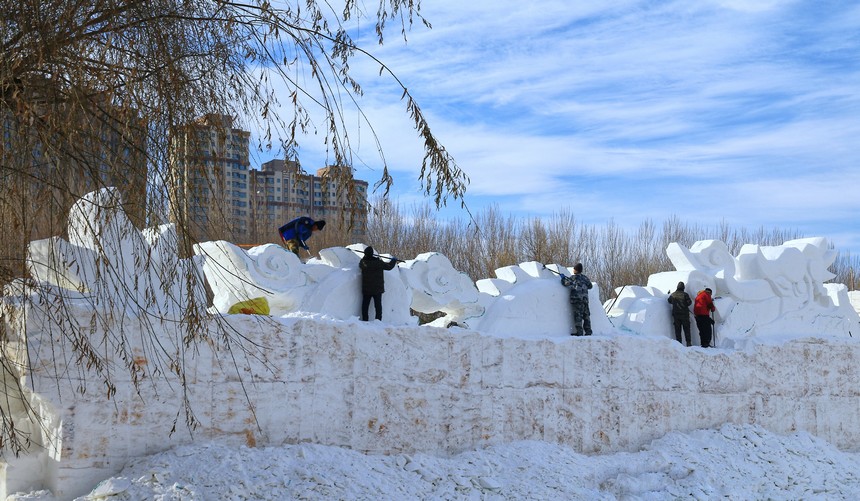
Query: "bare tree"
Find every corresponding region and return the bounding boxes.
[366,197,408,255]
[364,202,856,302]
[545,208,578,265]
[1,0,467,455]
[2,0,468,256]
[521,217,551,264]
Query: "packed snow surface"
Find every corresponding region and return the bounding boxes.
[13,424,860,500]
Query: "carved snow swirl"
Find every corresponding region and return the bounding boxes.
[690,240,736,275]
[247,244,304,285]
[400,252,478,312]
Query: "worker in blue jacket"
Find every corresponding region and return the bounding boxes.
[278,217,325,256]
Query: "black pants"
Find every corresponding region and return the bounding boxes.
[673,316,691,346]
[361,293,382,321]
[696,315,712,347]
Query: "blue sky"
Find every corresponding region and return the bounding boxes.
[256,0,860,256]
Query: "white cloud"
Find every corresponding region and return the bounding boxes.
[247,0,860,256]
[710,0,797,13]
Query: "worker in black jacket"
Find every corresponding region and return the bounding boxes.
[667,281,693,346]
[359,246,398,321]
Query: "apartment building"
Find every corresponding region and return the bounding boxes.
[249,160,368,244]
[169,115,368,244]
[168,114,251,242]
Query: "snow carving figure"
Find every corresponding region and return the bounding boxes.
[1,187,208,488]
[195,240,309,314]
[609,238,860,343]
[195,242,414,324]
[23,190,856,345]
[396,252,483,326]
[461,262,613,339]
[195,242,614,338]
[24,187,206,317]
[305,245,411,323]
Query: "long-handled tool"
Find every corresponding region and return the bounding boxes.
[541,264,567,278]
[604,285,625,315]
[351,248,406,262]
[711,311,717,347]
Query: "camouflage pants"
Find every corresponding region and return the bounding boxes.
[284,238,301,256]
[571,300,592,336]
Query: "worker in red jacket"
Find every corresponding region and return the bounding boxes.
[694,288,717,348]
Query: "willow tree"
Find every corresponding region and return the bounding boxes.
[0,0,467,455]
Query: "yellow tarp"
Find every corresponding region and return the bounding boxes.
[227,297,270,315]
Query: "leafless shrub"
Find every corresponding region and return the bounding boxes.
[367,202,858,302]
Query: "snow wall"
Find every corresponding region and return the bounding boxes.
[9,316,860,500]
[2,188,860,499]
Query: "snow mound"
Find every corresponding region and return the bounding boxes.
[16,424,859,501]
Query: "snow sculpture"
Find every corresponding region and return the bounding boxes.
[195,241,309,314]
[195,243,613,338]
[462,262,613,339]
[195,242,414,324]
[396,252,483,323]
[609,238,860,343]
[13,188,613,337]
[11,189,859,346]
[1,188,208,495]
[26,188,206,317]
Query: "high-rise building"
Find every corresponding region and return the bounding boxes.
[249,160,368,243]
[168,114,251,242]
[169,115,367,244]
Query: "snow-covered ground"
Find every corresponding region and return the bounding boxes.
[13,423,860,500]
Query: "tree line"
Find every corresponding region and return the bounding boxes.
[361,200,859,301]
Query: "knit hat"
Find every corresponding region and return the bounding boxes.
[364,246,374,257]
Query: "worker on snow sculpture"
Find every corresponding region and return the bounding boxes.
[667,281,693,346]
[561,262,593,336]
[359,246,399,321]
[694,287,717,348]
[278,217,325,256]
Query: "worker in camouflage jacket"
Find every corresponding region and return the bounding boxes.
[561,263,593,336]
